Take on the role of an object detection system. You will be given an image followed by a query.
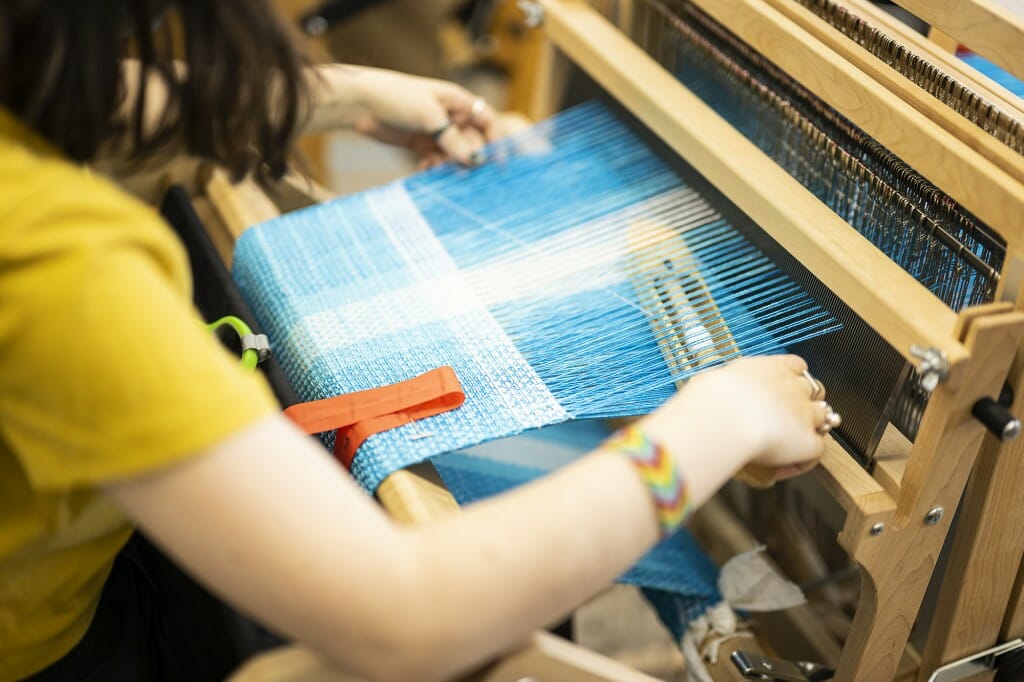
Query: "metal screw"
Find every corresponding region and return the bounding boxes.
[517,0,546,28]
[1004,419,1022,441]
[762,659,774,671]
[870,522,885,536]
[925,507,945,526]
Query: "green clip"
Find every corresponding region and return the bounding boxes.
[206,316,270,371]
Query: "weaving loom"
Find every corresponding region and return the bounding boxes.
[234,101,842,491]
[565,1,1024,679]
[214,0,1024,679]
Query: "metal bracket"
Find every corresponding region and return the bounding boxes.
[240,333,272,364]
[927,638,1024,682]
[731,651,834,681]
[910,345,950,392]
[517,0,545,28]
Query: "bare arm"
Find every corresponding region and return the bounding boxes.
[104,356,825,682]
[95,62,498,203]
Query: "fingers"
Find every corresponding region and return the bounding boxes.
[355,118,420,149]
[774,460,820,481]
[775,354,808,374]
[371,87,481,165]
[358,74,494,166]
[416,152,446,171]
[434,125,486,166]
[811,400,830,431]
[434,83,498,134]
[360,117,484,168]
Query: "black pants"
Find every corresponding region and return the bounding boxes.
[25,534,281,682]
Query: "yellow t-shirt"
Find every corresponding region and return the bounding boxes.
[0,110,278,680]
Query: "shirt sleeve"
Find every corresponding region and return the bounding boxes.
[0,183,279,490]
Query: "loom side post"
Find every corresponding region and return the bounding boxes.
[1004,552,1024,645]
[916,299,1024,678]
[833,307,1024,682]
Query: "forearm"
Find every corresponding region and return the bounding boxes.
[96,63,360,202]
[395,409,749,679]
[302,64,365,134]
[107,414,743,681]
[393,449,659,679]
[301,64,406,135]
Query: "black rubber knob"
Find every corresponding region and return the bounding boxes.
[973,397,1021,441]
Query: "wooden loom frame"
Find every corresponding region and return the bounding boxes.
[526,0,1024,680]
[204,1,1024,679]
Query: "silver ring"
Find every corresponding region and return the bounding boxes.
[826,408,842,429]
[470,96,487,121]
[817,404,842,434]
[803,370,825,401]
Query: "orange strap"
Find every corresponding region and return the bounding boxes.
[283,367,464,468]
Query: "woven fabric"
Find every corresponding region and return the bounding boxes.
[235,184,570,491]
[234,101,838,492]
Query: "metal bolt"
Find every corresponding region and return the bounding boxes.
[762,659,774,671]
[303,15,329,36]
[517,0,546,28]
[1004,419,1023,441]
[870,522,885,536]
[910,345,950,392]
[925,507,945,526]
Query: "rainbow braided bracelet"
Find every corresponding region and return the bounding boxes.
[605,424,692,537]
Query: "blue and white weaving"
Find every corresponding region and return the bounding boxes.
[234,102,841,492]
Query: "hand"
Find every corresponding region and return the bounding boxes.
[642,355,829,487]
[312,65,499,168]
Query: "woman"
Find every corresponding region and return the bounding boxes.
[0,1,832,680]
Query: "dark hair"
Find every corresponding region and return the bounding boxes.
[0,0,310,179]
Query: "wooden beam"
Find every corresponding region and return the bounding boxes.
[538,0,968,371]
[762,0,1024,192]
[891,0,1024,81]
[689,0,1024,261]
